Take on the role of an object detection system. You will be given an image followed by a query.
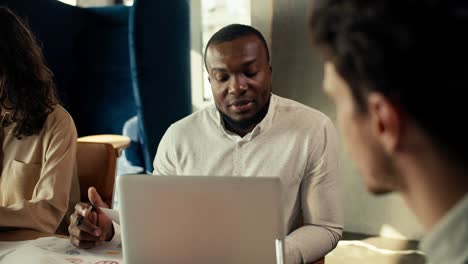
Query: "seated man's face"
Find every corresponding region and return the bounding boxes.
[205,35,272,125]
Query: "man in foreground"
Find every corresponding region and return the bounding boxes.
[309,1,468,263]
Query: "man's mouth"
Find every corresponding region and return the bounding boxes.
[229,99,254,112]
[230,99,253,106]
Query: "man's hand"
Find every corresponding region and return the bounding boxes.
[69,187,114,249]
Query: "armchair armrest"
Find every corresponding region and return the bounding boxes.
[78,134,130,156]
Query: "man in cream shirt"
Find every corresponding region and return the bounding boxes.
[70,24,343,263]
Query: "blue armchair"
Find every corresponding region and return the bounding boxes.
[0,0,136,136]
[129,0,192,172]
[0,0,192,173]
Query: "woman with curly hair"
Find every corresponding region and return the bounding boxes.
[0,7,79,234]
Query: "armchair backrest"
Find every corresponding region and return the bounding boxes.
[76,141,117,208]
[0,0,137,136]
[129,0,192,172]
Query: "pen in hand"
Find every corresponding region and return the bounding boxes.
[76,204,94,227]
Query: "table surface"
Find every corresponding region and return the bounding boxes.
[0,230,325,263]
[0,229,66,241]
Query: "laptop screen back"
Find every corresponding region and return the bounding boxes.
[118,175,284,264]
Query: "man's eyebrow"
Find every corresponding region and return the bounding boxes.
[242,59,257,66]
[211,67,227,73]
[210,59,259,73]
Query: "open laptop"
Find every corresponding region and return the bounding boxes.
[117,175,284,264]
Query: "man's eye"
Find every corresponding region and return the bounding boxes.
[216,75,228,82]
[245,71,258,78]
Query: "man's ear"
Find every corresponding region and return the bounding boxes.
[367,92,403,154]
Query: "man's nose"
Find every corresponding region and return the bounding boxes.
[228,75,248,95]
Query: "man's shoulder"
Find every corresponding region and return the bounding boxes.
[273,94,331,126]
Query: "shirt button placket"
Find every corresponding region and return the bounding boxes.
[233,139,242,176]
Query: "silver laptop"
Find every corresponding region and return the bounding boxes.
[118,175,284,264]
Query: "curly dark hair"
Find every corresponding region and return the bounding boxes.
[0,7,58,139]
[309,0,468,164]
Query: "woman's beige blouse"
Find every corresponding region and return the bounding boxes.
[0,105,79,233]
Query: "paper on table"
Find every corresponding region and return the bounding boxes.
[0,236,122,264]
[0,241,29,259]
[99,207,120,225]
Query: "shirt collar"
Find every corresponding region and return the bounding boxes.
[420,193,468,263]
[215,93,276,141]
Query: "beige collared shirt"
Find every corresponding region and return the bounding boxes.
[153,94,344,263]
[0,105,79,234]
[420,194,468,264]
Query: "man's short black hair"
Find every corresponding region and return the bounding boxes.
[204,24,270,69]
[309,0,468,164]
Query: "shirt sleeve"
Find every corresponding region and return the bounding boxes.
[0,113,78,233]
[152,125,177,175]
[285,118,344,263]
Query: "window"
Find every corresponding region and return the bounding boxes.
[56,0,133,6]
[191,0,251,110]
[57,0,77,5]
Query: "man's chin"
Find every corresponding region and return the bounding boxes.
[221,112,257,129]
[226,110,257,122]
[228,108,255,116]
[229,113,255,122]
